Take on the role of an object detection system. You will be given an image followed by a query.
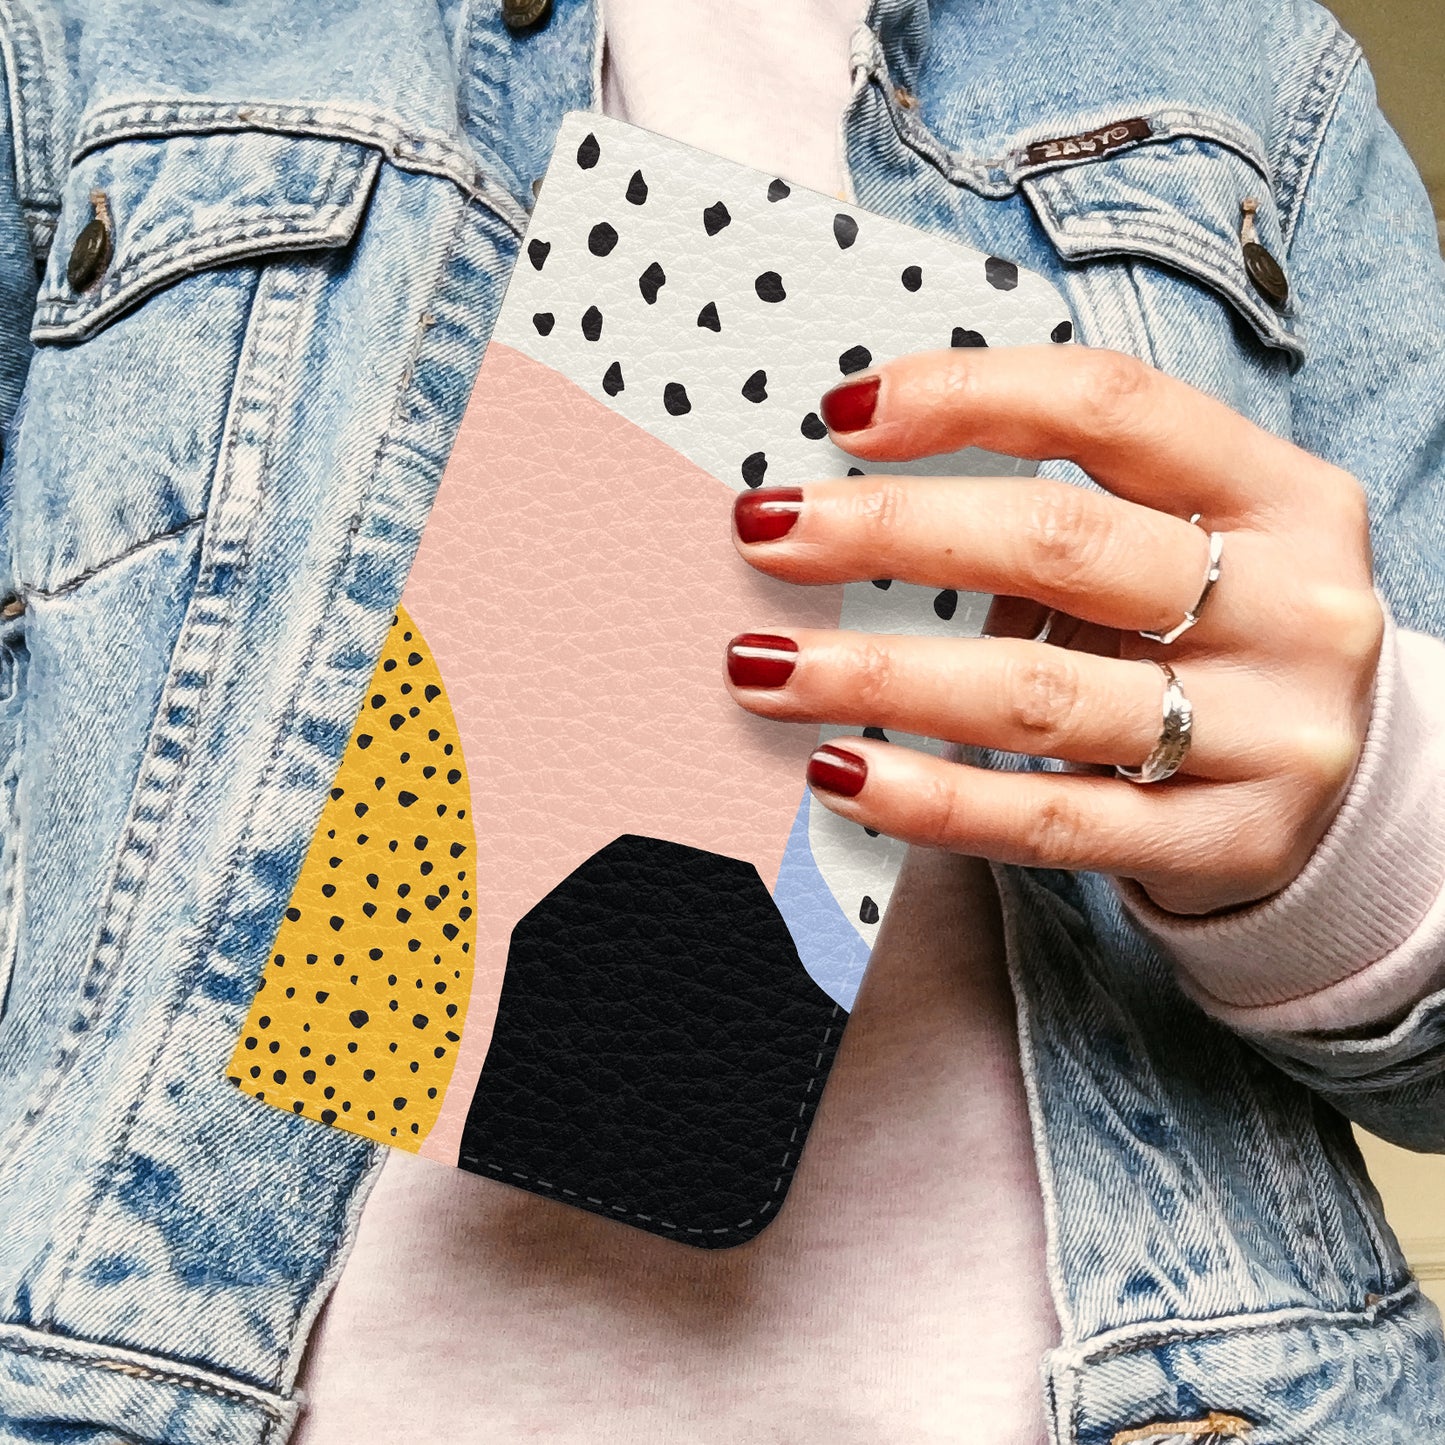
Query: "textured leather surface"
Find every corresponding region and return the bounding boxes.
[458,835,843,1246]
[409,115,1068,1243]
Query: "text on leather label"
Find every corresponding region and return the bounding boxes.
[1024,117,1153,166]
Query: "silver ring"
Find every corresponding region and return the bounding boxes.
[1139,513,1223,645]
[1115,659,1193,785]
[1033,608,1062,644]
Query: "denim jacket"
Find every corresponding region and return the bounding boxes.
[0,0,1442,1441]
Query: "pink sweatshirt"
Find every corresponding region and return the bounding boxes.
[291,8,1445,1442]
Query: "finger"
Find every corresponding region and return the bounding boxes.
[734,475,1235,644]
[803,736,1230,880]
[726,630,1255,780]
[817,346,1349,528]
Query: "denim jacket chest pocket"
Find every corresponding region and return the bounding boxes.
[13,125,380,598]
[1000,117,1305,430]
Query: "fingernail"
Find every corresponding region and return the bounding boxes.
[807,743,867,797]
[819,374,880,433]
[734,487,803,543]
[727,633,798,688]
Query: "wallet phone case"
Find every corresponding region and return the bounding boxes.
[228,112,1073,1246]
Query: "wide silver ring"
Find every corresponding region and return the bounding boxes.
[1115,659,1193,785]
[1139,513,1223,645]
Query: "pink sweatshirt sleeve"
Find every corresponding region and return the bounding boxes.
[1114,595,1445,1037]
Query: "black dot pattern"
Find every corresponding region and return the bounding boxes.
[626,169,648,205]
[663,382,692,416]
[231,609,476,1145]
[639,261,666,304]
[703,201,732,236]
[1052,320,1074,343]
[696,301,721,331]
[588,222,618,257]
[901,265,922,292]
[985,256,1019,290]
[741,369,767,403]
[741,451,768,487]
[755,271,786,303]
[951,327,987,348]
[581,305,603,341]
[602,361,624,396]
[838,345,872,375]
[767,178,791,201]
[527,239,550,271]
[833,214,859,249]
[576,132,600,169]
[532,312,554,336]
[800,412,827,440]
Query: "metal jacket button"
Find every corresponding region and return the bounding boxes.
[67,190,112,292]
[502,0,551,31]
[1240,198,1288,310]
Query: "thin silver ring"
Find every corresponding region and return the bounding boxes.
[1033,607,1062,644]
[1115,659,1193,784]
[1139,513,1224,645]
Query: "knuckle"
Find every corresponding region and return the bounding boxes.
[915,774,965,849]
[1320,465,1372,534]
[852,476,911,543]
[1306,583,1385,671]
[1005,651,1083,746]
[1080,349,1153,440]
[1284,721,1361,798]
[1024,484,1115,589]
[850,640,898,713]
[1020,794,1087,866]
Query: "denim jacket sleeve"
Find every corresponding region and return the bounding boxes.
[1182,46,1445,1151]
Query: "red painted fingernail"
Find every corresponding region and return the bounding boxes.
[820,375,879,433]
[727,633,798,688]
[807,744,867,797]
[734,486,803,543]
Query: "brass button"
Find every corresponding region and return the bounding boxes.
[501,0,551,31]
[1240,198,1288,311]
[67,190,112,292]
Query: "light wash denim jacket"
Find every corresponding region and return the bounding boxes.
[0,0,1441,1441]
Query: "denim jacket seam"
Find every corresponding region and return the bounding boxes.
[16,514,205,600]
[35,270,310,1335]
[0,258,294,1190]
[1063,1285,1421,1443]
[1276,27,1362,254]
[68,97,531,236]
[1062,1276,1422,1370]
[0,1337,289,1419]
[0,0,64,255]
[1008,108,1273,188]
[179,191,476,1380]
[853,32,1278,202]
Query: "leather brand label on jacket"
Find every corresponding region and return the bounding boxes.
[1024,117,1153,166]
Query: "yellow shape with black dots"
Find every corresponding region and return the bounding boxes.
[228,606,477,1150]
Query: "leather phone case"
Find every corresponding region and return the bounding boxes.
[227,112,1073,1246]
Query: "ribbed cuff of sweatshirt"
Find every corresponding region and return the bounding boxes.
[1114,599,1445,1038]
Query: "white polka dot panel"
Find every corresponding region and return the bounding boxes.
[500,113,1075,1006]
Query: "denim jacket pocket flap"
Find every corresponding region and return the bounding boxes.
[1020,127,1303,362]
[32,129,382,343]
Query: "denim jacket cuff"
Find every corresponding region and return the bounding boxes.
[1114,594,1445,1037]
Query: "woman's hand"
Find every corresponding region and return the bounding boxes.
[723,346,1385,917]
